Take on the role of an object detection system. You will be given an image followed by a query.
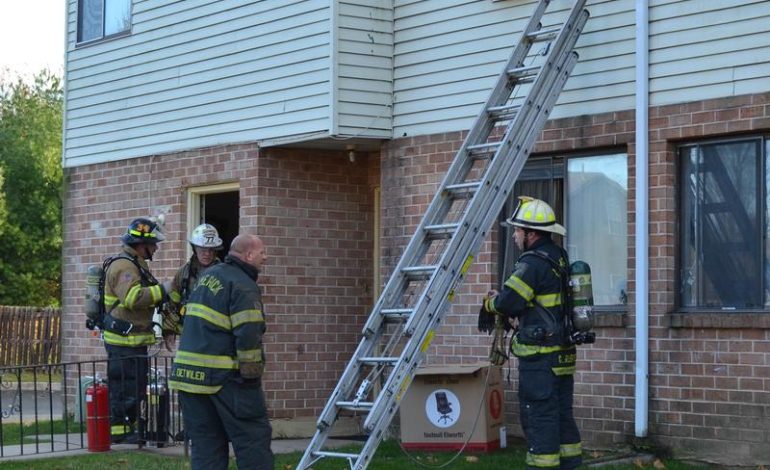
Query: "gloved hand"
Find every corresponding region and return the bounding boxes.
[240,361,264,379]
[478,306,496,334]
[161,302,183,336]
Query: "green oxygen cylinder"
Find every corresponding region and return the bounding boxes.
[85,265,103,329]
[569,261,593,332]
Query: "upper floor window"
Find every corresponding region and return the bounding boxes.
[500,152,629,308]
[679,137,768,309]
[78,0,131,43]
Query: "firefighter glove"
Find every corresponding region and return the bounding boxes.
[240,361,264,380]
[478,305,496,334]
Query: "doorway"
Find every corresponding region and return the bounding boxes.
[187,183,239,259]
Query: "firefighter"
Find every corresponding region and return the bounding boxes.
[479,197,582,470]
[103,217,170,444]
[161,223,223,339]
[169,234,273,470]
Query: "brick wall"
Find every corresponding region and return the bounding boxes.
[643,92,770,465]
[62,144,377,422]
[380,92,770,466]
[62,91,770,465]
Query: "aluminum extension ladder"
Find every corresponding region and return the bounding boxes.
[298,1,589,468]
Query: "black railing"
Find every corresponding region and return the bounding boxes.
[0,355,184,458]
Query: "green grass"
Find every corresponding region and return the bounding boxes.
[0,440,726,469]
[0,419,84,446]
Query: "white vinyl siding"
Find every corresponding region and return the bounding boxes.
[649,0,770,105]
[64,0,333,168]
[391,0,769,137]
[392,0,636,137]
[64,0,770,167]
[335,1,393,138]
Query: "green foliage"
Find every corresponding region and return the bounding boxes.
[0,419,83,447]
[0,71,63,306]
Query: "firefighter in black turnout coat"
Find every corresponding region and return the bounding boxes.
[479,197,582,470]
[169,234,273,470]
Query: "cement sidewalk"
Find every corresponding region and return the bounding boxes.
[0,433,359,461]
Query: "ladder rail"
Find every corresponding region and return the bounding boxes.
[400,4,589,339]
[361,0,563,333]
[363,48,583,437]
[364,0,563,333]
[297,1,588,468]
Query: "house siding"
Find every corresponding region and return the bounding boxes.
[335,1,393,138]
[391,0,770,136]
[64,0,334,168]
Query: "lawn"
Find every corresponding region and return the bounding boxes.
[0,439,725,469]
[0,419,83,446]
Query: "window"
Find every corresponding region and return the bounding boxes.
[499,153,628,308]
[78,0,131,43]
[679,137,767,309]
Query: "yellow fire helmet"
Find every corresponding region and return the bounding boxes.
[504,196,566,236]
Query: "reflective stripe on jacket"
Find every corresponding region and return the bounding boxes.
[103,246,162,346]
[491,237,574,371]
[169,255,266,394]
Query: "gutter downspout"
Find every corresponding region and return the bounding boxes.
[634,0,650,438]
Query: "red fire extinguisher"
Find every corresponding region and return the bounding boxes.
[86,378,111,452]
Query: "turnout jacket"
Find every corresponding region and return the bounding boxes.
[103,245,164,347]
[163,256,221,334]
[169,255,266,394]
[168,256,221,305]
[484,237,576,374]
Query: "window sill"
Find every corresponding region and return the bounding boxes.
[593,310,628,328]
[669,311,770,329]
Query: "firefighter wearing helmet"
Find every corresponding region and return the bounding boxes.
[478,197,582,470]
[103,217,170,443]
[162,224,223,337]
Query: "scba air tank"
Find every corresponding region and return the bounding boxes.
[569,260,593,332]
[85,265,103,329]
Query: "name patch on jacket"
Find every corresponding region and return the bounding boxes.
[174,368,206,382]
[198,275,224,296]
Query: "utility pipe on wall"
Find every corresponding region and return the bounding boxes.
[634,0,650,438]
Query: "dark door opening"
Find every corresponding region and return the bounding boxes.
[200,191,239,258]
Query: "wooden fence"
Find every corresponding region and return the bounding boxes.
[0,306,61,367]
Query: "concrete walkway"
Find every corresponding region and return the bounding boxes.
[0,433,359,461]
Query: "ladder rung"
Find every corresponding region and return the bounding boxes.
[358,357,398,365]
[381,308,412,319]
[424,222,459,239]
[401,265,437,280]
[313,450,361,460]
[444,181,481,198]
[507,64,541,78]
[526,24,561,41]
[467,142,501,157]
[487,104,521,120]
[336,400,374,410]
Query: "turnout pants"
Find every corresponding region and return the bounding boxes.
[180,379,274,470]
[518,352,582,470]
[104,343,148,442]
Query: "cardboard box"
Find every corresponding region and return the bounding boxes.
[399,362,504,452]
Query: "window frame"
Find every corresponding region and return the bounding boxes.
[77,0,132,45]
[676,135,768,312]
[498,150,629,312]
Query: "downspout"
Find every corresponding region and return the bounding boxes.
[329,0,340,137]
[634,0,650,438]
